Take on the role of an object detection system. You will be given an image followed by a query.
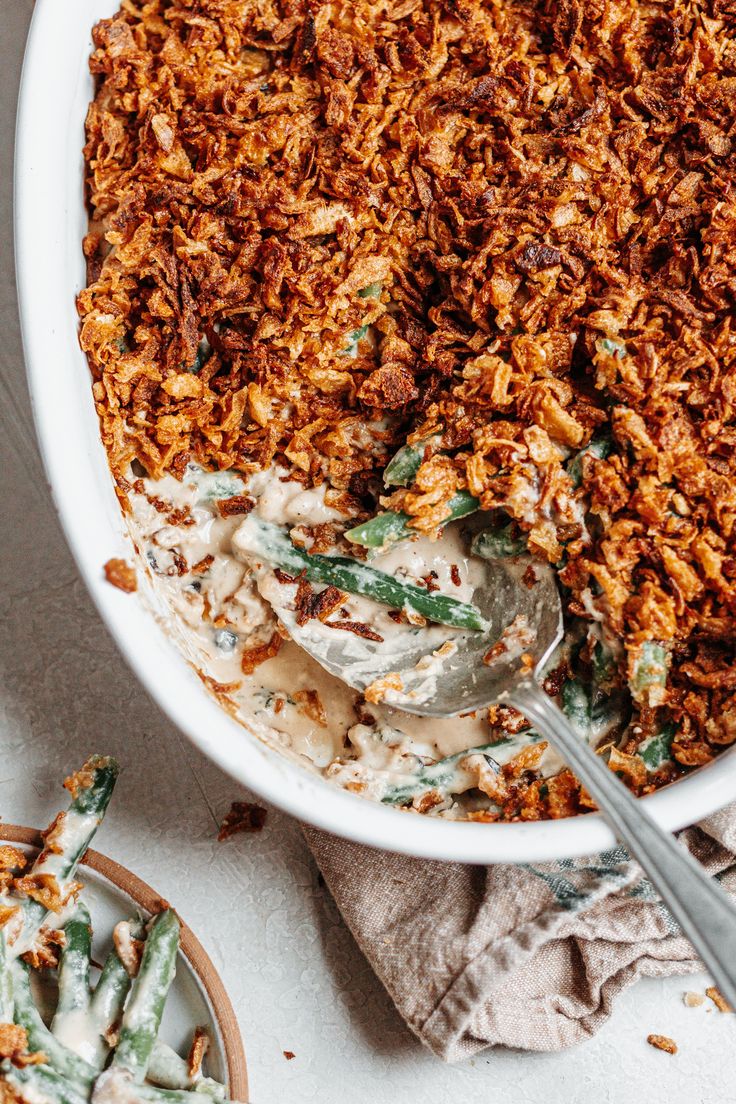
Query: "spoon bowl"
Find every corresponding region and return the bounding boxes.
[281,555,564,717]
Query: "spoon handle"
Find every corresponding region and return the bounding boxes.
[512,680,736,1012]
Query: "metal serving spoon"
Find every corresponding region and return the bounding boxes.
[278,553,736,1010]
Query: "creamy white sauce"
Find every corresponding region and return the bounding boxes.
[92,1068,150,1104]
[124,462,569,815]
[10,1082,51,1104]
[51,1007,101,1064]
[6,808,98,958]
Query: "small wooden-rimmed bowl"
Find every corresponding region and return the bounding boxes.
[2,826,248,1103]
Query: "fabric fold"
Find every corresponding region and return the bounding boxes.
[304,804,736,1060]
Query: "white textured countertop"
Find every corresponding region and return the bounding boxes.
[2,5,733,1101]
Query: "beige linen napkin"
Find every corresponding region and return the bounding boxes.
[304,805,736,1060]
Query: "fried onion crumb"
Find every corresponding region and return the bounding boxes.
[0,1023,46,1068]
[647,1034,678,1055]
[706,986,733,1013]
[103,558,137,594]
[79,0,736,824]
[217,801,268,841]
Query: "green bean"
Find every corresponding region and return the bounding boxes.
[10,962,96,1088]
[94,955,211,1087]
[597,336,627,359]
[187,338,211,374]
[471,522,527,560]
[148,1041,225,1099]
[358,282,382,299]
[381,744,500,805]
[629,641,669,702]
[638,723,676,771]
[238,516,487,631]
[341,324,368,357]
[88,918,145,1066]
[112,910,180,1082]
[561,678,623,741]
[127,1082,224,1104]
[344,490,479,550]
[16,757,119,957]
[381,730,547,806]
[0,931,13,1020]
[89,938,134,1033]
[51,906,92,1040]
[566,434,612,488]
[561,678,592,734]
[193,469,246,506]
[1,1061,89,1104]
[344,509,412,548]
[591,638,616,688]
[147,1042,197,1091]
[66,757,119,819]
[94,1069,230,1104]
[382,435,441,487]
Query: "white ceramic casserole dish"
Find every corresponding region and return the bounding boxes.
[14,0,736,863]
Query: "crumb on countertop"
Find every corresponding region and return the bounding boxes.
[683,991,705,1008]
[706,986,733,1013]
[282,1051,295,1061]
[217,801,267,841]
[103,557,137,593]
[647,1034,677,1055]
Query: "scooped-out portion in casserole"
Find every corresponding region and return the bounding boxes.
[78,0,736,822]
